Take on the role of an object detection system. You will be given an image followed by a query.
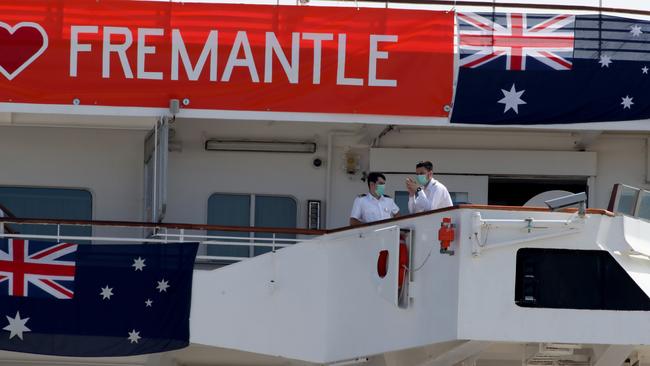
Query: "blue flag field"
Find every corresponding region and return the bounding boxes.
[0,239,198,356]
[452,12,650,124]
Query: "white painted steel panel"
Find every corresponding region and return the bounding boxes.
[370,148,597,176]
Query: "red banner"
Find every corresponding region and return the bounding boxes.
[0,1,453,117]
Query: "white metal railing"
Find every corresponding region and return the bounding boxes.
[0,217,324,264]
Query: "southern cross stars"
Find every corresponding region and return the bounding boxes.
[132,257,146,271]
[156,279,170,293]
[498,84,526,114]
[621,95,634,109]
[100,285,114,300]
[128,329,141,344]
[145,299,153,307]
[3,311,31,340]
[598,54,612,68]
[643,66,649,74]
[631,24,643,37]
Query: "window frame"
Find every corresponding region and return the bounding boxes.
[0,185,94,239]
[206,192,298,258]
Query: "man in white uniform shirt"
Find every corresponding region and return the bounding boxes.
[406,161,453,214]
[350,172,399,226]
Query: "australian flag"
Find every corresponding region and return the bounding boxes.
[451,12,650,124]
[0,238,198,356]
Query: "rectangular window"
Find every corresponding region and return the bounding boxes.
[206,193,251,258]
[253,195,297,256]
[515,248,650,311]
[637,190,650,220]
[0,187,92,239]
[207,193,297,259]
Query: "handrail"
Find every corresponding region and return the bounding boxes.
[0,203,17,234]
[0,204,613,237]
[0,217,326,236]
[328,204,613,233]
[351,0,650,17]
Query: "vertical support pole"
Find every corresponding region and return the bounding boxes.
[646,137,650,183]
[249,194,256,258]
[634,190,646,217]
[272,233,276,252]
[587,176,596,209]
[152,118,159,223]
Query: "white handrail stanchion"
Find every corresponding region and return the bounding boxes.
[272,233,276,252]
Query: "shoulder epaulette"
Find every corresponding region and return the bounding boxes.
[383,194,392,198]
[358,193,367,197]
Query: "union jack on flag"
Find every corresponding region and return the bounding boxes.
[458,12,576,70]
[0,239,77,299]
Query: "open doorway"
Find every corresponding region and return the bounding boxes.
[488,176,589,207]
[385,173,488,214]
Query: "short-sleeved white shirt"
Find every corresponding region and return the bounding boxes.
[350,194,399,223]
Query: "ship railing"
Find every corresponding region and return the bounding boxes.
[0,204,17,234]
[0,217,326,264]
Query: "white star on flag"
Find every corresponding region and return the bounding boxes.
[599,55,612,68]
[127,329,141,344]
[132,257,146,271]
[643,66,649,74]
[145,299,153,307]
[100,285,114,300]
[3,311,31,340]
[498,84,527,114]
[156,279,170,293]
[621,95,634,109]
[631,25,643,37]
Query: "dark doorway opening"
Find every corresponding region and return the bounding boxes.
[488,177,588,206]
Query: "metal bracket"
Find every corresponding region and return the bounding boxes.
[471,211,584,256]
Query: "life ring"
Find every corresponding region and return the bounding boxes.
[376,233,409,291]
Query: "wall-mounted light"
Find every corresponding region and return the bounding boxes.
[344,150,360,175]
[205,139,316,153]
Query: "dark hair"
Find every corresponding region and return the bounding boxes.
[416,161,433,171]
[367,172,386,188]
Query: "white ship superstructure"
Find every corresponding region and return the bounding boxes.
[1,0,650,365]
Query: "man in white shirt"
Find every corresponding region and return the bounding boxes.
[406,161,453,214]
[350,172,400,226]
